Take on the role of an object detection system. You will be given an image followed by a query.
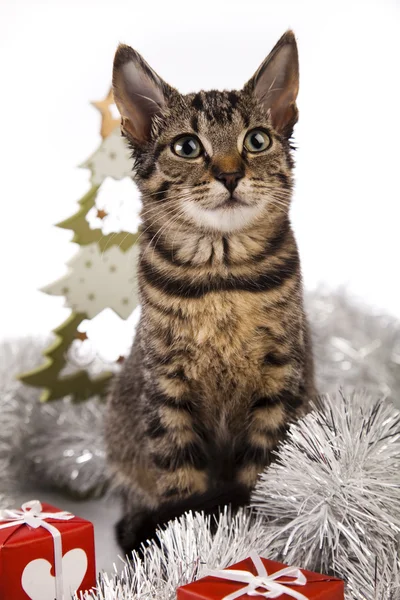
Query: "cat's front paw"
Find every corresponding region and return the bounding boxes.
[115,510,159,556]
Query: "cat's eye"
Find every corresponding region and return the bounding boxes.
[172,136,203,159]
[244,129,271,153]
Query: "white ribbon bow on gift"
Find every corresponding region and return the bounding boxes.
[203,551,309,600]
[0,499,74,600]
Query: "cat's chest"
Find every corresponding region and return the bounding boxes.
[181,293,272,398]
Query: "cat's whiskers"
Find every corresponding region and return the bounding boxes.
[269,192,291,208]
[251,185,289,201]
[139,190,200,216]
[143,185,206,199]
[142,208,188,267]
[134,194,195,245]
[268,204,289,217]
[253,183,291,197]
[170,215,194,261]
[151,210,188,265]
[252,186,291,213]
[97,193,194,259]
[264,199,289,215]
[99,232,118,259]
[113,231,136,257]
[135,209,185,251]
[138,193,193,221]
[137,185,222,245]
[268,196,290,209]
[124,205,183,253]
[139,200,190,260]
[247,193,288,222]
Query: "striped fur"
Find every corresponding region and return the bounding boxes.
[106,30,316,553]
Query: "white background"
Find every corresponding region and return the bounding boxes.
[0,0,399,341]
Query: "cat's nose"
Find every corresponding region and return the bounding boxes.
[215,171,244,194]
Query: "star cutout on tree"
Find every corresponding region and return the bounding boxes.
[91,88,120,139]
[96,208,108,220]
[75,331,88,342]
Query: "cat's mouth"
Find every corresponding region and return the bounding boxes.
[184,195,263,232]
[211,195,250,210]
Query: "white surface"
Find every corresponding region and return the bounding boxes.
[1,0,399,340]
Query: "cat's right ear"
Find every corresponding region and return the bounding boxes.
[112,45,173,144]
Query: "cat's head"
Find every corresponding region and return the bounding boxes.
[113,31,299,234]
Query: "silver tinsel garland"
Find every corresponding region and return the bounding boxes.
[337,544,400,600]
[0,339,106,507]
[251,391,400,599]
[0,337,41,507]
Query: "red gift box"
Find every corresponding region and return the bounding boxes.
[0,499,96,600]
[177,552,344,600]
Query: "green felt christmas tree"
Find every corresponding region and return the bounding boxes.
[20,89,140,402]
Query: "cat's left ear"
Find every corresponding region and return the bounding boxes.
[245,30,299,137]
[112,44,173,144]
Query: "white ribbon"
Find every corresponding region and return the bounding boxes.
[203,551,309,600]
[0,499,74,600]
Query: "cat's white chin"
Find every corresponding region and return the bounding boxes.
[183,200,262,233]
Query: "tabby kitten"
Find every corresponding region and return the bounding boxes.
[106,30,315,553]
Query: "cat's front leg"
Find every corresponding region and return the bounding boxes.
[145,389,210,500]
[233,395,287,488]
[116,421,210,555]
[116,396,212,554]
[234,378,307,489]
